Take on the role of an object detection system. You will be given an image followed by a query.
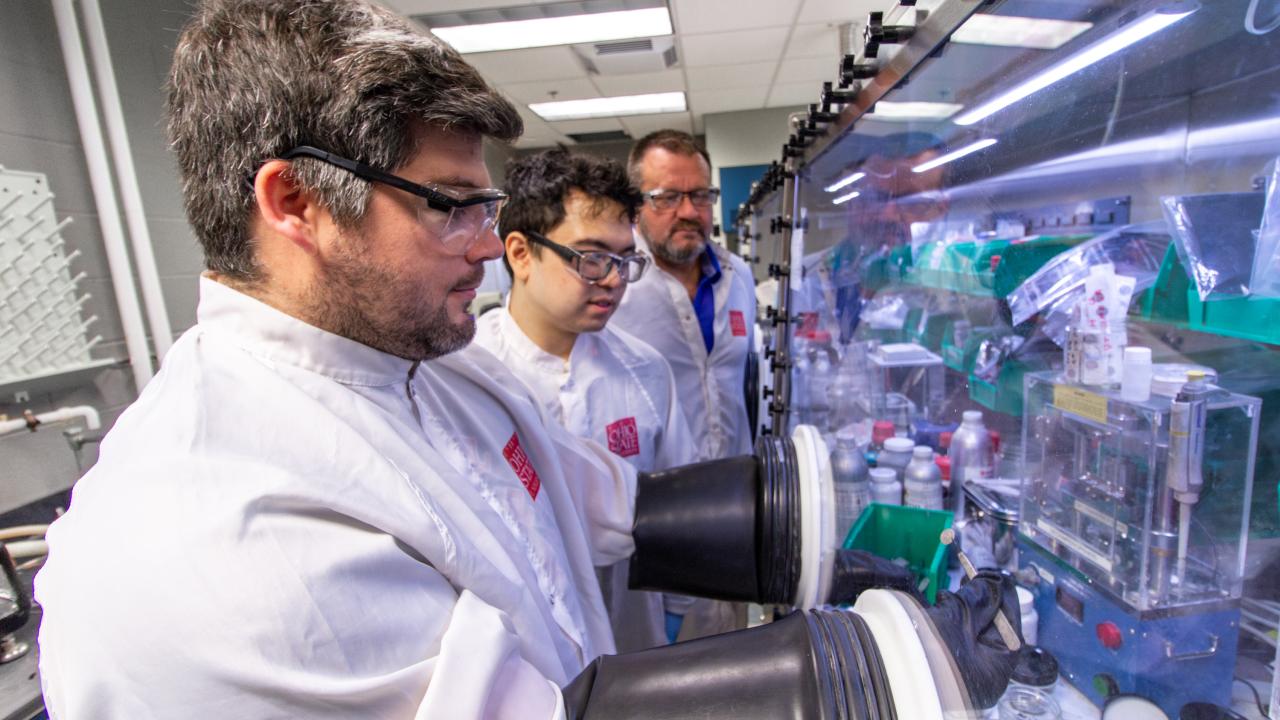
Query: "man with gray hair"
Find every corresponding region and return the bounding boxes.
[34,2,1020,717]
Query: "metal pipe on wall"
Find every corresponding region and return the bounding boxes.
[50,0,155,391]
[80,0,174,362]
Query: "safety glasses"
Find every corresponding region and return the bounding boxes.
[642,187,720,212]
[281,146,507,252]
[522,230,649,284]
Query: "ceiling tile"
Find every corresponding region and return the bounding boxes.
[686,62,777,91]
[620,112,694,137]
[502,77,600,105]
[546,117,626,135]
[680,28,788,67]
[776,56,837,85]
[766,82,822,109]
[465,46,585,83]
[514,133,567,149]
[688,86,768,116]
[797,0,888,24]
[785,22,843,60]
[673,0,796,34]
[590,69,686,96]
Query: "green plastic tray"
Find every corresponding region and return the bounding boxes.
[842,503,954,603]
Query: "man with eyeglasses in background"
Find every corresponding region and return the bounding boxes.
[473,148,695,653]
[610,130,759,639]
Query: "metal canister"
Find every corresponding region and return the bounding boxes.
[903,445,944,510]
[949,410,992,517]
[830,429,871,540]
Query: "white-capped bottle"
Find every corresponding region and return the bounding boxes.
[904,445,944,510]
[870,467,902,506]
[949,410,992,516]
[878,437,915,481]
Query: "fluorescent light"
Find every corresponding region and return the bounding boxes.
[912,138,997,173]
[954,7,1195,126]
[430,7,672,54]
[867,101,965,122]
[952,15,1092,50]
[833,190,861,204]
[529,91,686,121]
[825,172,866,193]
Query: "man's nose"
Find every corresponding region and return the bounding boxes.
[469,225,504,263]
[675,193,702,220]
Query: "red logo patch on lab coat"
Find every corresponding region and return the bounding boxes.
[606,417,641,458]
[503,432,541,501]
[730,310,747,337]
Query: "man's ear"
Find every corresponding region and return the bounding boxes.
[253,160,320,255]
[506,232,535,283]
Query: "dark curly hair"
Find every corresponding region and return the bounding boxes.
[500,147,642,275]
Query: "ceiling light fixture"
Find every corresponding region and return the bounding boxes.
[825,171,866,193]
[951,15,1093,50]
[912,138,997,173]
[866,101,965,121]
[428,7,672,54]
[953,5,1196,126]
[833,190,862,204]
[529,91,687,121]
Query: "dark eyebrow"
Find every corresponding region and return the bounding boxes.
[571,239,636,254]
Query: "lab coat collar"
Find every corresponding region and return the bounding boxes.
[196,276,415,387]
[495,306,581,375]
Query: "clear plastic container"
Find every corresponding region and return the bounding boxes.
[997,685,1061,720]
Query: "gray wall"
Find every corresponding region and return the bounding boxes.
[0,0,196,516]
[703,106,803,232]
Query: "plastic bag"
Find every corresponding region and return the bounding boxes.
[1161,191,1266,300]
[1006,223,1169,346]
[1250,158,1280,298]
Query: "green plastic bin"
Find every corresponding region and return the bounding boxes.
[842,503,954,603]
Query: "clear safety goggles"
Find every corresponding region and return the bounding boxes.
[523,230,650,284]
[281,146,507,253]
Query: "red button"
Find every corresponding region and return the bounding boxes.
[1096,621,1123,650]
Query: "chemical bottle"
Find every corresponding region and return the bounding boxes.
[904,446,944,510]
[809,351,833,431]
[949,410,992,517]
[830,428,871,541]
[878,437,915,479]
[869,467,902,506]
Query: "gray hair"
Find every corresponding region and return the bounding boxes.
[166,0,522,283]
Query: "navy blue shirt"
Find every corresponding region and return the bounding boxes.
[692,249,722,353]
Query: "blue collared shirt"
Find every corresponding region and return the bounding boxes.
[692,248,722,354]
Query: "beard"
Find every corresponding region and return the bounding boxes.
[302,235,479,362]
[643,218,708,266]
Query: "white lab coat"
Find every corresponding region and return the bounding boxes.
[35,278,636,719]
[610,237,757,639]
[611,236,757,462]
[474,308,696,652]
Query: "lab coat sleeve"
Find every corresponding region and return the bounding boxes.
[36,456,567,720]
[545,423,639,567]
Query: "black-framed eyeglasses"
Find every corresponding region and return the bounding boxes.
[643,187,721,211]
[522,230,649,284]
[281,146,507,251]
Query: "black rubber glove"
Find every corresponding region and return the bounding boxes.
[925,569,1022,709]
[826,548,921,605]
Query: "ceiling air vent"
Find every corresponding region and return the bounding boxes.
[595,38,654,55]
[573,36,677,75]
[566,130,632,144]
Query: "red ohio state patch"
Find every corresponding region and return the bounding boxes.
[502,432,541,501]
[606,417,641,458]
[730,310,747,337]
